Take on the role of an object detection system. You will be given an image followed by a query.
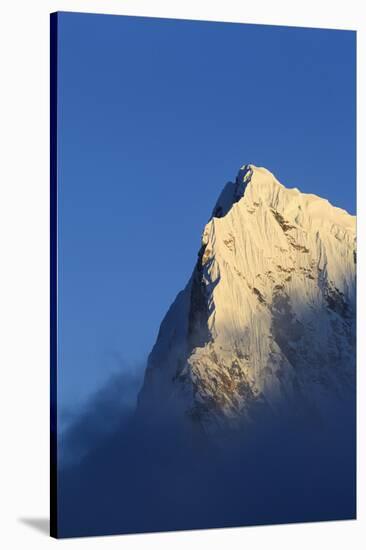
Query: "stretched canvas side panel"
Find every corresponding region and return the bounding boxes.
[50,11,58,540]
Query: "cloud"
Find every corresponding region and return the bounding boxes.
[57,375,356,538]
[59,359,145,467]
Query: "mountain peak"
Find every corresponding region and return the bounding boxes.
[137,165,356,434]
[212,164,253,219]
[212,164,284,220]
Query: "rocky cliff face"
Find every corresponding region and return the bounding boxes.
[137,165,356,433]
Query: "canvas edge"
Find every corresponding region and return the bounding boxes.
[50,10,59,540]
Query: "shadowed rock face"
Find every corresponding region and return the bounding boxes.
[137,164,356,433]
[187,244,212,350]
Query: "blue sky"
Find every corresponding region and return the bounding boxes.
[57,12,356,418]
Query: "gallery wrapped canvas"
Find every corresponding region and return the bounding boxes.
[50,11,356,538]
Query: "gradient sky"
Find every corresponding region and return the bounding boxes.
[56,12,356,419]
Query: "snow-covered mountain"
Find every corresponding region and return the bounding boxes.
[137,165,356,433]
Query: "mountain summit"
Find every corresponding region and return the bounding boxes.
[137,165,356,433]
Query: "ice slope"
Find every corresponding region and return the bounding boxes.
[137,165,356,433]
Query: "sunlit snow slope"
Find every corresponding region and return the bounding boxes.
[137,165,356,433]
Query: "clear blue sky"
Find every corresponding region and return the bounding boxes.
[57,12,356,418]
